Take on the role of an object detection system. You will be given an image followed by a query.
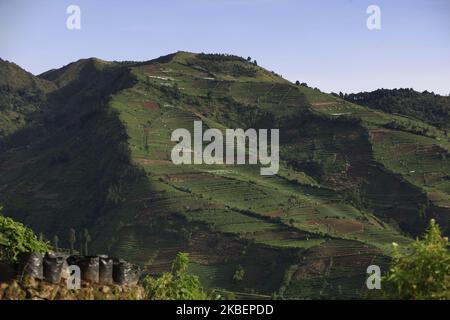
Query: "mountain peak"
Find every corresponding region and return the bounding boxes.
[0,57,56,91]
[38,57,113,88]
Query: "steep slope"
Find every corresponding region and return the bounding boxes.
[0,59,56,138]
[0,58,138,237]
[0,52,448,298]
[39,58,115,88]
[302,88,450,234]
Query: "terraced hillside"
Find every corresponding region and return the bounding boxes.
[0,52,448,299]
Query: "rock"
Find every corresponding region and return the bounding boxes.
[50,285,60,300]
[0,275,146,300]
[101,286,110,294]
[4,281,26,300]
[0,283,7,299]
[22,275,37,288]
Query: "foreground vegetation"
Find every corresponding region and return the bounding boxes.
[1,213,207,300]
[379,219,449,300]
[1,214,448,300]
[0,207,48,263]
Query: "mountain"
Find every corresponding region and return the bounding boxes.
[0,52,448,299]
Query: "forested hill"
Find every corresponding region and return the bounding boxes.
[337,89,450,130]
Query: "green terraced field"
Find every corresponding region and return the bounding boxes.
[0,52,448,299]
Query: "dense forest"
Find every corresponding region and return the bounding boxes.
[336,89,450,130]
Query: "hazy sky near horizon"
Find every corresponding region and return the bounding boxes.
[0,0,449,94]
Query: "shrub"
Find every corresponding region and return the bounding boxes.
[380,219,450,299]
[143,253,209,300]
[0,207,49,263]
[106,183,124,206]
[233,264,245,282]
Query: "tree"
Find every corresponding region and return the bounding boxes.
[53,235,59,251]
[379,219,449,299]
[253,60,258,66]
[68,228,76,255]
[180,228,192,244]
[342,88,450,129]
[143,252,209,300]
[288,218,295,228]
[233,264,245,282]
[145,75,150,92]
[247,56,252,62]
[83,229,91,256]
[295,80,300,85]
[107,184,124,206]
[79,230,83,256]
[173,82,180,95]
[206,90,213,108]
[107,237,115,254]
[143,124,150,152]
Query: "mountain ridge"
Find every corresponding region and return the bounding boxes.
[0,51,448,298]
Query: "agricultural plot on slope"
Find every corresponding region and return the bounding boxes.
[188,262,236,289]
[281,140,349,175]
[105,57,417,297]
[183,207,328,250]
[112,86,207,161]
[112,225,189,271]
[260,237,326,249]
[177,77,231,97]
[229,82,274,105]
[190,244,295,295]
[164,165,405,252]
[163,166,340,221]
[305,88,445,140]
[257,84,310,116]
[284,240,389,299]
[164,171,285,213]
[229,82,309,112]
[371,129,450,192]
[109,88,337,251]
[184,208,278,235]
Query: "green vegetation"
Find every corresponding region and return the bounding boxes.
[0,52,448,299]
[341,89,450,129]
[380,220,449,300]
[144,253,209,300]
[52,235,59,251]
[68,228,76,255]
[0,207,49,263]
[83,229,91,256]
[233,264,245,282]
[0,58,55,138]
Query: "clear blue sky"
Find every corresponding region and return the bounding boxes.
[0,0,449,94]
